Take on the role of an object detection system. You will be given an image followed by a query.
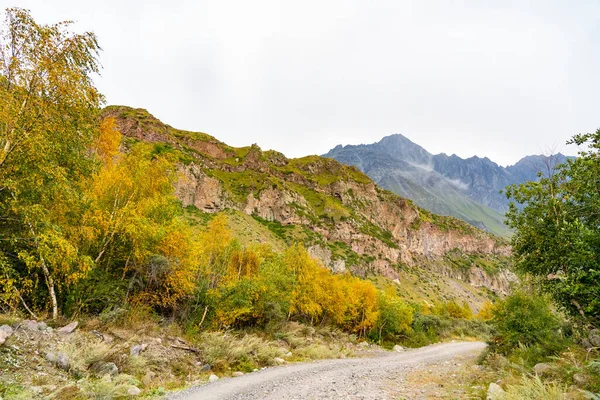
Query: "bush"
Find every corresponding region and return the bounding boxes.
[491,291,567,363]
[370,291,413,343]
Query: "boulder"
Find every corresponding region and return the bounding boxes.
[533,363,552,376]
[45,351,70,371]
[22,320,39,330]
[273,357,286,365]
[209,374,219,382]
[486,383,505,400]
[90,361,118,377]
[0,325,13,345]
[57,321,78,334]
[589,331,600,347]
[127,386,142,396]
[130,344,148,356]
[200,363,211,372]
[393,345,404,352]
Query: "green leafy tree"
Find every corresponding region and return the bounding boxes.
[505,128,600,325]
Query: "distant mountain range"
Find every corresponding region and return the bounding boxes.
[324,134,573,237]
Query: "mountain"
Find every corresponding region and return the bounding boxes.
[102,106,515,309]
[324,134,572,237]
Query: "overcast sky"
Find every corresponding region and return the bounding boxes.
[5,0,600,166]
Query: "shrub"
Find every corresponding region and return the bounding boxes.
[491,291,567,363]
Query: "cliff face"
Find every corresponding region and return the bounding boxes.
[104,106,513,295]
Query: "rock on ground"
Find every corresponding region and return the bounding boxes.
[487,382,505,400]
[56,321,78,334]
[0,324,13,345]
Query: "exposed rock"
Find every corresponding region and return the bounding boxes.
[486,383,505,400]
[232,371,244,377]
[393,345,404,352]
[200,363,211,372]
[582,338,593,349]
[0,324,13,345]
[573,373,588,386]
[533,363,552,376]
[45,351,70,371]
[284,352,293,358]
[589,330,600,347]
[209,374,219,382]
[273,357,286,365]
[308,245,347,273]
[130,344,148,356]
[22,320,39,330]
[90,361,118,377]
[37,322,48,331]
[56,321,78,334]
[127,386,142,396]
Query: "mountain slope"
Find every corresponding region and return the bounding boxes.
[324,134,572,237]
[102,106,514,309]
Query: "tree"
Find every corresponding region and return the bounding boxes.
[505,128,600,325]
[0,8,102,319]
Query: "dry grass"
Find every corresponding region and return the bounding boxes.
[502,375,567,400]
[198,331,283,371]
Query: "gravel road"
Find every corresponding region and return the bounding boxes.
[169,341,487,400]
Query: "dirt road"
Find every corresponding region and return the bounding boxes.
[169,341,487,400]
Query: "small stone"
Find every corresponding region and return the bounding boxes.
[273,357,285,365]
[357,341,370,348]
[589,333,600,347]
[91,361,118,377]
[45,351,69,371]
[0,325,13,345]
[393,345,404,352]
[209,374,219,382]
[533,363,552,376]
[200,363,211,372]
[284,352,293,357]
[232,371,244,377]
[22,320,39,330]
[57,321,78,334]
[57,353,70,371]
[573,373,588,386]
[127,386,142,396]
[37,322,48,331]
[486,383,505,400]
[30,386,43,394]
[130,344,144,356]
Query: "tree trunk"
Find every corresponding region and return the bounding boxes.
[39,257,58,320]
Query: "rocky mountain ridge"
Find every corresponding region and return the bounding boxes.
[102,106,514,300]
[324,134,573,236]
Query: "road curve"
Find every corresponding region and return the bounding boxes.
[169,341,487,400]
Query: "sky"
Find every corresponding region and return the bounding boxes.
[4,0,600,166]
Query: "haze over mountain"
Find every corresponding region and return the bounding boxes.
[324,134,572,237]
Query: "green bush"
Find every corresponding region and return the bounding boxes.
[490,291,567,364]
